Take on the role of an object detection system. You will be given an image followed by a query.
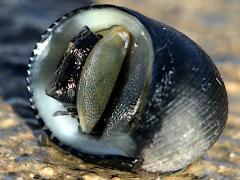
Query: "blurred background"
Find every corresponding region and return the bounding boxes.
[0,0,239,179]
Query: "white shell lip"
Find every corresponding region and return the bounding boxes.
[27,5,154,157]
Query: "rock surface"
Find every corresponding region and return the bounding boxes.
[0,0,240,179]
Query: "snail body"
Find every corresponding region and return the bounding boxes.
[78,26,131,134]
[27,4,228,174]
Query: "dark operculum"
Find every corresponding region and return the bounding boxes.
[45,26,101,107]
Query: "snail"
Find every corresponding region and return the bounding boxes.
[27,4,228,174]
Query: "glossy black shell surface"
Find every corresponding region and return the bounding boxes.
[121,7,228,172]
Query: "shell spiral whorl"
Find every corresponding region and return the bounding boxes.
[27,4,228,174]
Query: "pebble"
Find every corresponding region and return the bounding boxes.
[82,174,105,180]
[40,167,56,177]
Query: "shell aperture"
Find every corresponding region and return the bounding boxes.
[45,25,132,134]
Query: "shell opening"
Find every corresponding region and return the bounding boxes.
[29,7,153,157]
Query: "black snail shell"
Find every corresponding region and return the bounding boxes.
[27,4,228,174]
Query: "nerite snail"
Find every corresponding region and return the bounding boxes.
[27,4,228,174]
